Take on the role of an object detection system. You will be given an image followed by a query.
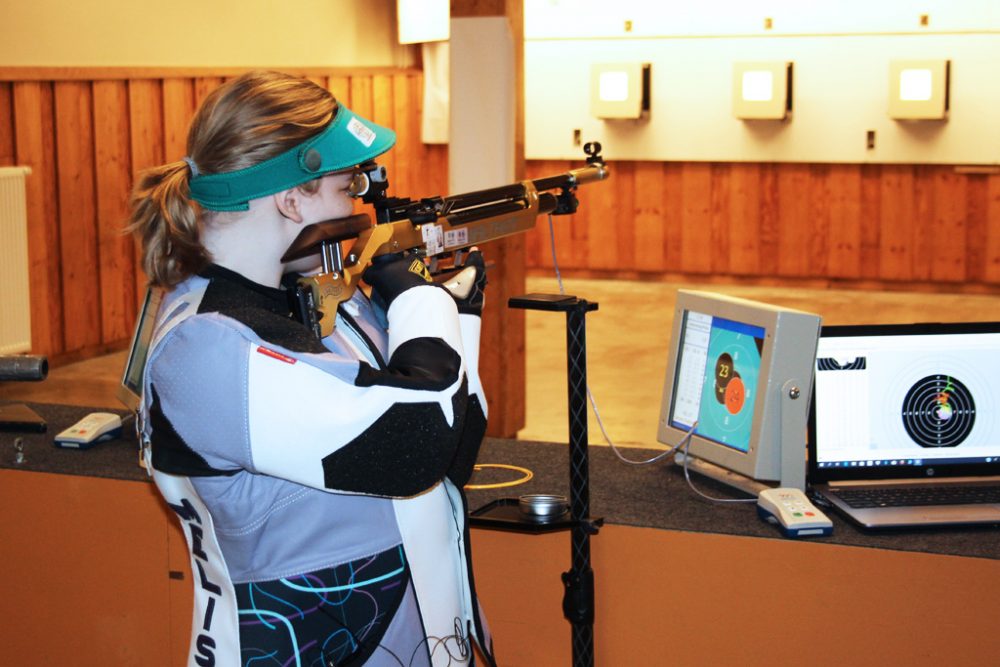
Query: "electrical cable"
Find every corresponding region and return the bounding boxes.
[680,436,758,504]
[464,463,534,490]
[547,213,676,466]
[545,214,756,505]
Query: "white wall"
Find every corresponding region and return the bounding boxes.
[0,0,413,68]
[525,0,1000,164]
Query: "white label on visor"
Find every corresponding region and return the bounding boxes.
[347,117,377,147]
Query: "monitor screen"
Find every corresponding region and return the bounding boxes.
[669,311,766,454]
[808,322,1000,482]
[117,286,163,411]
[658,290,821,491]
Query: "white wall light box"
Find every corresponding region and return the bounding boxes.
[590,63,650,119]
[888,59,950,120]
[397,0,449,44]
[732,61,792,120]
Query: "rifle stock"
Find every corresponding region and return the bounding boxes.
[283,143,610,337]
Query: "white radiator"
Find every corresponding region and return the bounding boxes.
[0,166,33,355]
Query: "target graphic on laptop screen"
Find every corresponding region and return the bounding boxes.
[901,374,976,448]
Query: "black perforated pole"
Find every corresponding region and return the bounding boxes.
[504,293,601,667]
[562,299,599,667]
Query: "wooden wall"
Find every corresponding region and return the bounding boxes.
[525,160,1000,292]
[0,67,450,363]
[4,66,1000,439]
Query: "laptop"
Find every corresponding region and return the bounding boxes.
[807,321,1000,529]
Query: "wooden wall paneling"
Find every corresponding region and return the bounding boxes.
[911,166,936,282]
[878,165,915,281]
[128,79,165,301]
[53,81,102,352]
[774,163,811,277]
[727,163,761,276]
[824,165,860,279]
[858,164,883,281]
[162,78,195,162]
[422,143,449,201]
[566,161,591,270]
[524,209,546,271]
[679,163,713,274]
[0,83,12,164]
[964,173,989,284]
[8,67,1000,372]
[327,75,351,108]
[757,164,780,276]
[92,80,136,345]
[478,228,526,437]
[555,161,589,270]
[803,164,831,279]
[406,73,431,197]
[930,168,968,284]
[389,73,415,198]
[349,76,374,119]
[611,160,636,271]
[585,157,623,271]
[193,77,224,107]
[708,163,732,276]
[632,161,666,273]
[986,175,1000,284]
[12,82,63,356]
[662,163,685,272]
[371,74,396,186]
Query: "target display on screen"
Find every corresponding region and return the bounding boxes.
[670,311,765,454]
[901,374,976,448]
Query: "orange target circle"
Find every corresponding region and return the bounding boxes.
[725,376,746,414]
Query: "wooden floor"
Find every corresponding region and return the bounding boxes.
[4,276,1000,448]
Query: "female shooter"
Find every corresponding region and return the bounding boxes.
[128,70,494,667]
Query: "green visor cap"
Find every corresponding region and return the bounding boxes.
[188,106,396,211]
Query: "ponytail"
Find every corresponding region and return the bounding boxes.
[127,160,210,288]
[126,71,337,288]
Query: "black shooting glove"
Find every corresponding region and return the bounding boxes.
[440,249,488,316]
[363,253,434,323]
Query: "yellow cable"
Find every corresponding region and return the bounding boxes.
[464,463,534,490]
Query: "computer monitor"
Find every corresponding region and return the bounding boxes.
[116,286,164,411]
[656,290,821,493]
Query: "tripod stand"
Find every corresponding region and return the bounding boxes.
[471,293,602,667]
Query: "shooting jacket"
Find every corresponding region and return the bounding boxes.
[139,264,494,667]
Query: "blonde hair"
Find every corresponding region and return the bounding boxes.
[127,70,337,287]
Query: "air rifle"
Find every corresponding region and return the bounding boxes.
[282,142,610,337]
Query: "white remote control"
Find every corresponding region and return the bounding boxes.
[54,412,123,449]
[757,488,833,538]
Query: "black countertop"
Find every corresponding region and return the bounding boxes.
[3,401,998,560]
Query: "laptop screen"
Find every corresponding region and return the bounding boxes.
[808,322,1000,483]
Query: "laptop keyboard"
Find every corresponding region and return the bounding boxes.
[831,485,1000,508]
